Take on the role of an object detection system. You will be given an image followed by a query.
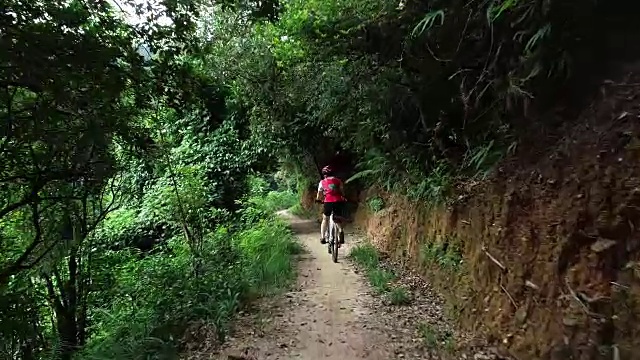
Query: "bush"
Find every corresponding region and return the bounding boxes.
[387,287,411,305]
[243,176,299,215]
[236,219,303,296]
[367,196,385,212]
[349,244,380,269]
[368,268,395,294]
[79,217,300,359]
[259,191,298,213]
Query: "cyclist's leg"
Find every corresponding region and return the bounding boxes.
[334,218,343,235]
[320,215,328,244]
[334,201,346,244]
[320,202,332,244]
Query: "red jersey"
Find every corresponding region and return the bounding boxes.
[318,177,344,203]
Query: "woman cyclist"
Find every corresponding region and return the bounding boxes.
[315,165,346,245]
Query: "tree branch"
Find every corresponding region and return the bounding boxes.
[0,193,38,219]
[0,87,18,155]
[0,199,44,285]
[53,267,69,309]
[0,167,94,219]
[43,273,65,314]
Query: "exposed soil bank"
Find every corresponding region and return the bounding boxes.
[303,73,640,359]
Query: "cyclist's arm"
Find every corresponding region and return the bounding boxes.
[339,182,345,200]
[316,181,324,202]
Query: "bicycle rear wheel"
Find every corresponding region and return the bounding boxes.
[327,223,332,254]
[331,224,339,263]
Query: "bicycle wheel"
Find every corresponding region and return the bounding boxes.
[332,224,339,263]
[327,224,333,254]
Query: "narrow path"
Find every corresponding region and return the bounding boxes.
[213,212,394,359]
[196,212,503,360]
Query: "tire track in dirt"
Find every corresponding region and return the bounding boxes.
[210,212,393,359]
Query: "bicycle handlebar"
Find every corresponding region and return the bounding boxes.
[315,199,353,204]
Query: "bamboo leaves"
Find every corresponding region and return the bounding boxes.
[411,10,445,37]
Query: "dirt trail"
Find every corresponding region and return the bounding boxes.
[211,212,394,359]
[194,212,502,360]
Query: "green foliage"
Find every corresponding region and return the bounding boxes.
[346,149,454,204]
[349,243,380,269]
[349,244,392,293]
[75,171,301,359]
[247,177,298,214]
[412,10,445,37]
[207,0,621,208]
[0,1,295,358]
[387,286,411,306]
[236,219,303,295]
[406,161,452,204]
[417,322,455,352]
[288,203,315,219]
[366,196,385,213]
[237,176,298,225]
[368,268,395,294]
[80,217,300,359]
[348,244,411,303]
[0,1,187,356]
[417,322,439,348]
[2,167,300,360]
[419,236,463,273]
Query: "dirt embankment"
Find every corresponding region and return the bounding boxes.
[303,73,640,359]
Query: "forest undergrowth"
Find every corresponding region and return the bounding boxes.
[76,178,301,359]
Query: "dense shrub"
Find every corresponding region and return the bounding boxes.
[79,213,300,359]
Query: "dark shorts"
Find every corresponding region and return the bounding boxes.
[323,201,346,218]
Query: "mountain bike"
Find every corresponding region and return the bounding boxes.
[315,200,344,263]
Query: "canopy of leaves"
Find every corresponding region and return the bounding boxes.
[213,0,639,201]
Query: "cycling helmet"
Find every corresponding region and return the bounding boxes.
[321,165,333,176]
